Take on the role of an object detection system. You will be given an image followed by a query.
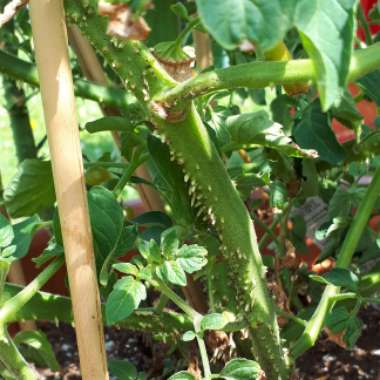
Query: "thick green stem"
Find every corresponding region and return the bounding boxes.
[2,20,37,162]
[155,43,380,105]
[0,49,142,113]
[3,76,37,162]
[155,106,290,379]
[0,258,63,325]
[0,327,38,380]
[291,166,380,358]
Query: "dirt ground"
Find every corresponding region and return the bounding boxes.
[31,306,380,380]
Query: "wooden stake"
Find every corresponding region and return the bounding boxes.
[29,1,108,379]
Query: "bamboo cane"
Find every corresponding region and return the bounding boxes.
[29,1,108,379]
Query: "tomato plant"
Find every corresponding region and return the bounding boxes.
[0,0,380,379]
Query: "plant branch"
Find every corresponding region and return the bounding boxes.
[2,283,194,336]
[154,43,380,105]
[291,166,380,358]
[0,49,143,114]
[153,279,202,320]
[0,258,63,325]
[113,152,149,198]
[0,327,37,380]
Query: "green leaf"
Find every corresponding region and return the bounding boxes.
[113,263,139,276]
[0,214,13,248]
[182,330,196,342]
[100,226,137,286]
[108,359,138,380]
[344,315,363,348]
[200,313,228,331]
[1,245,16,258]
[170,2,190,21]
[226,111,273,143]
[85,116,135,133]
[11,215,40,259]
[120,127,148,162]
[294,101,346,165]
[156,260,187,286]
[226,111,318,158]
[176,244,207,274]
[3,159,55,218]
[328,186,366,219]
[326,306,351,332]
[269,181,288,209]
[330,91,363,129]
[106,277,147,325]
[195,0,292,51]
[88,186,124,270]
[14,330,60,371]
[220,358,261,379]
[145,0,181,46]
[137,239,161,263]
[161,227,180,258]
[131,211,172,229]
[326,306,363,348]
[310,268,359,291]
[357,70,380,105]
[147,135,193,226]
[168,372,196,380]
[295,0,357,110]
[33,240,64,267]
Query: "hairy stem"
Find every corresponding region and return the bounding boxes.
[291,166,380,358]
[155,43,380,105]
[155,105,290,379]
[0,49,142,113]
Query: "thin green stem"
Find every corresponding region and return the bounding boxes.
[257,214,282,251]
[2,283,193,335]
[151,279,212,377]
[0,260,11,297]
[196,335,212,379]
[113,153,149,198]
[174,18,200,49]
[329,292,358,303]
[0,258,63,325]
[274,306,307,327]
[84,162,128,169]
[154,43,380,105]
[291,166,380,358]
[0,327,37,380]
[153,279,201,320]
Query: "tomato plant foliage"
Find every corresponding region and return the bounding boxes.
[0,0,380,379]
